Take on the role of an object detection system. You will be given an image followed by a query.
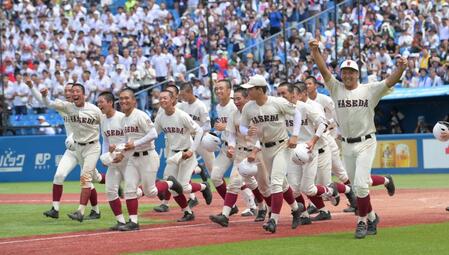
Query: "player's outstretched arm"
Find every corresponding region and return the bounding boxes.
[309,39,332,82]
[385,56,407,88]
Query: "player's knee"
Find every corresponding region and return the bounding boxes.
[354,185,369,198]
[124,191,137,200]
[301,186,317,197]
[227,180,242,194]
[270,184,283,194]
[182,184,192,193]
[106,191,119,201]
[53,173,66,185]
[211,174,224,187]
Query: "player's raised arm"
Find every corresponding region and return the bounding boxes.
[309,39,332,83]
[385,56,408,88]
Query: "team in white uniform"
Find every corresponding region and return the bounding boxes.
[311,39,403,238]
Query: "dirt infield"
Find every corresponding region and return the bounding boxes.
[1,188,449,255]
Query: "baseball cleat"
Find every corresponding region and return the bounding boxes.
[209,214,229,227]
[177,211,195,222]
[307,204,318,215]
[167,176,183,195]
[385,175,395,196]
[355,221,367,239]
[67,210,84,222]
[345,185,358,209]
[291,209,301,229]
[327,183,340,206]
[229,205,239,216]
[446,206,449,212]
[343,206,357,213]
[201,182,213,205]
[254,208,267,222]
[241,208,256,217]
[311,210,331,221]
[118,220,140,231]
[198,164,209,182]
[367,213,380,235]
[84,210,101,220]
[109,221,126,231]
[43,207,59,219]
[188,197,199,208]
[299,216,312,225]
[262,218,277,233]
[153,204,169,212]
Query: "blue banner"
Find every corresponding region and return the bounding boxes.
[381,86,449,101]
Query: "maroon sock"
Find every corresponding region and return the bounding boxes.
[283,187,296,205]
[357,195,371,217]
[80,188,91,206]
[99,173,106,184]
[224,193,238,208]
[215,181,227,200]
[344,180,351,185]
[263,194,272,207]
[126,198,138,215]
[295,193,306,205]
[251,188,264,204]
[89,188,98,206]
[108,198,122,216]
[270,192,283,214]
[52,184,63,202]
[156,181,169,193]
[165,190,172,201]
[173,194,188,209]
[335,182,347,193]
[240,184,247,190]
[315,185,328,196]
[371,175,386,186]
[307,195,325,210]
[191,182,202,192]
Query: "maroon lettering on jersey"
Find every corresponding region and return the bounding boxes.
[104,129,124,137]
[251,114,279,124]
[285,119,294,127]
[68,115,96,125]
[337,99,369,108]
[163,127,185,134]
[190,114,201,121]
[124,126,139,133]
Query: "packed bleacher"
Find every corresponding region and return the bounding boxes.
[0,0,448,135]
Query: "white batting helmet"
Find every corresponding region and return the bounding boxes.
[238,158,258,178]
[291,143,312,165]
[65,134,75,151]
[201,132,221,152]
[433,121,449,142]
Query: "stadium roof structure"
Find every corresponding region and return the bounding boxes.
[381,86,449,101]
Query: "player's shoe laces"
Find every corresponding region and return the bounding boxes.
[167,175,183,195]
[188,197,199,208]
[209,213,229,227]
[311,210,331,221]
[84,210,101,220]
[153,204,169,212]
[177,211,195,222]
[109,221,126,231]
[43,207,59,219]
[355,221,367,239]
[385,175,395,196]
[367,213,380,235]
[118,220,139,231]
[67,210,84,222]
[201,182,213,205]
[198,164,209,182]
[262,218,277,233]
[254,208,267,222]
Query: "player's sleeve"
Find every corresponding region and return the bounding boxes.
[368,80,390,105]
[226,111,237,147]
[184,113,203,152]
[134,113,158,147]
[42,94,68,113]
[154,113,162,135]
[323,75,340,96]
[199,104,211,132]
[239,104,250,136]
[275,97,297,116]
[307,105,328,137]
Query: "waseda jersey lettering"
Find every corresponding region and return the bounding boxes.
[104,129,125,137]
[337,99,369,108]
[163,127,185,134]
[123,126,139,133]
[251,114,279,124]
[68,115,96,124]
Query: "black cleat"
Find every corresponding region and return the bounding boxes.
[167,176,183,195]
[198,164,209,182]
[343,206,357,213]
[262,218,277,233]
[109,221,126,231]
[327,183,340,206]
[241,208,256,217]
[229,205,239,216]
[355,221,367,239]
[299,216,312,225]
[385,175,395,196]
[209,214,229,227]
[67,210,84,222]
[201,182,213,205]
[84,210,101,220]
[255,209,267,222]
[291,209,301,229]
[367,213,380,235]
[153,204,170,212]
[446,206,449,212]
[117,220,140,231]
[345,185,358,209]
[311,210,331,221]
[188,197,199,208]
[177,211,195,222]
[43,207,59,219]
[307,204,318,215]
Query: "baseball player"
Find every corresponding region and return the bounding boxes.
[209,86,270,227]
[27,81,104,221]
[240,75,304,233]
[310,39,403,239]
[305,76,357,213]
[278,82,339,226]
[40,83,104,222]
[154,89,213,222]
[112,88,183,231]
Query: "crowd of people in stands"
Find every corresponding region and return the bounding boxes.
[0,0,448,134]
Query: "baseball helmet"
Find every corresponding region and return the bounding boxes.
[65,134,75,151]
[201,132,221,152]
[291,143,312,165]
[238,158,258,178]
[433,121,449,142]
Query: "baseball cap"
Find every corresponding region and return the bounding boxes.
[340,60,359,72]
[37,115,45,120]
[241,75,268,89]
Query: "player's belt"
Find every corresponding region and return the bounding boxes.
[75,140,97,146]
[133,151,149,157]
[262,139,285,148]
[342,134,372,144]
[173,149,189,153]
[238,146,253,152]
[318,148,325,154]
